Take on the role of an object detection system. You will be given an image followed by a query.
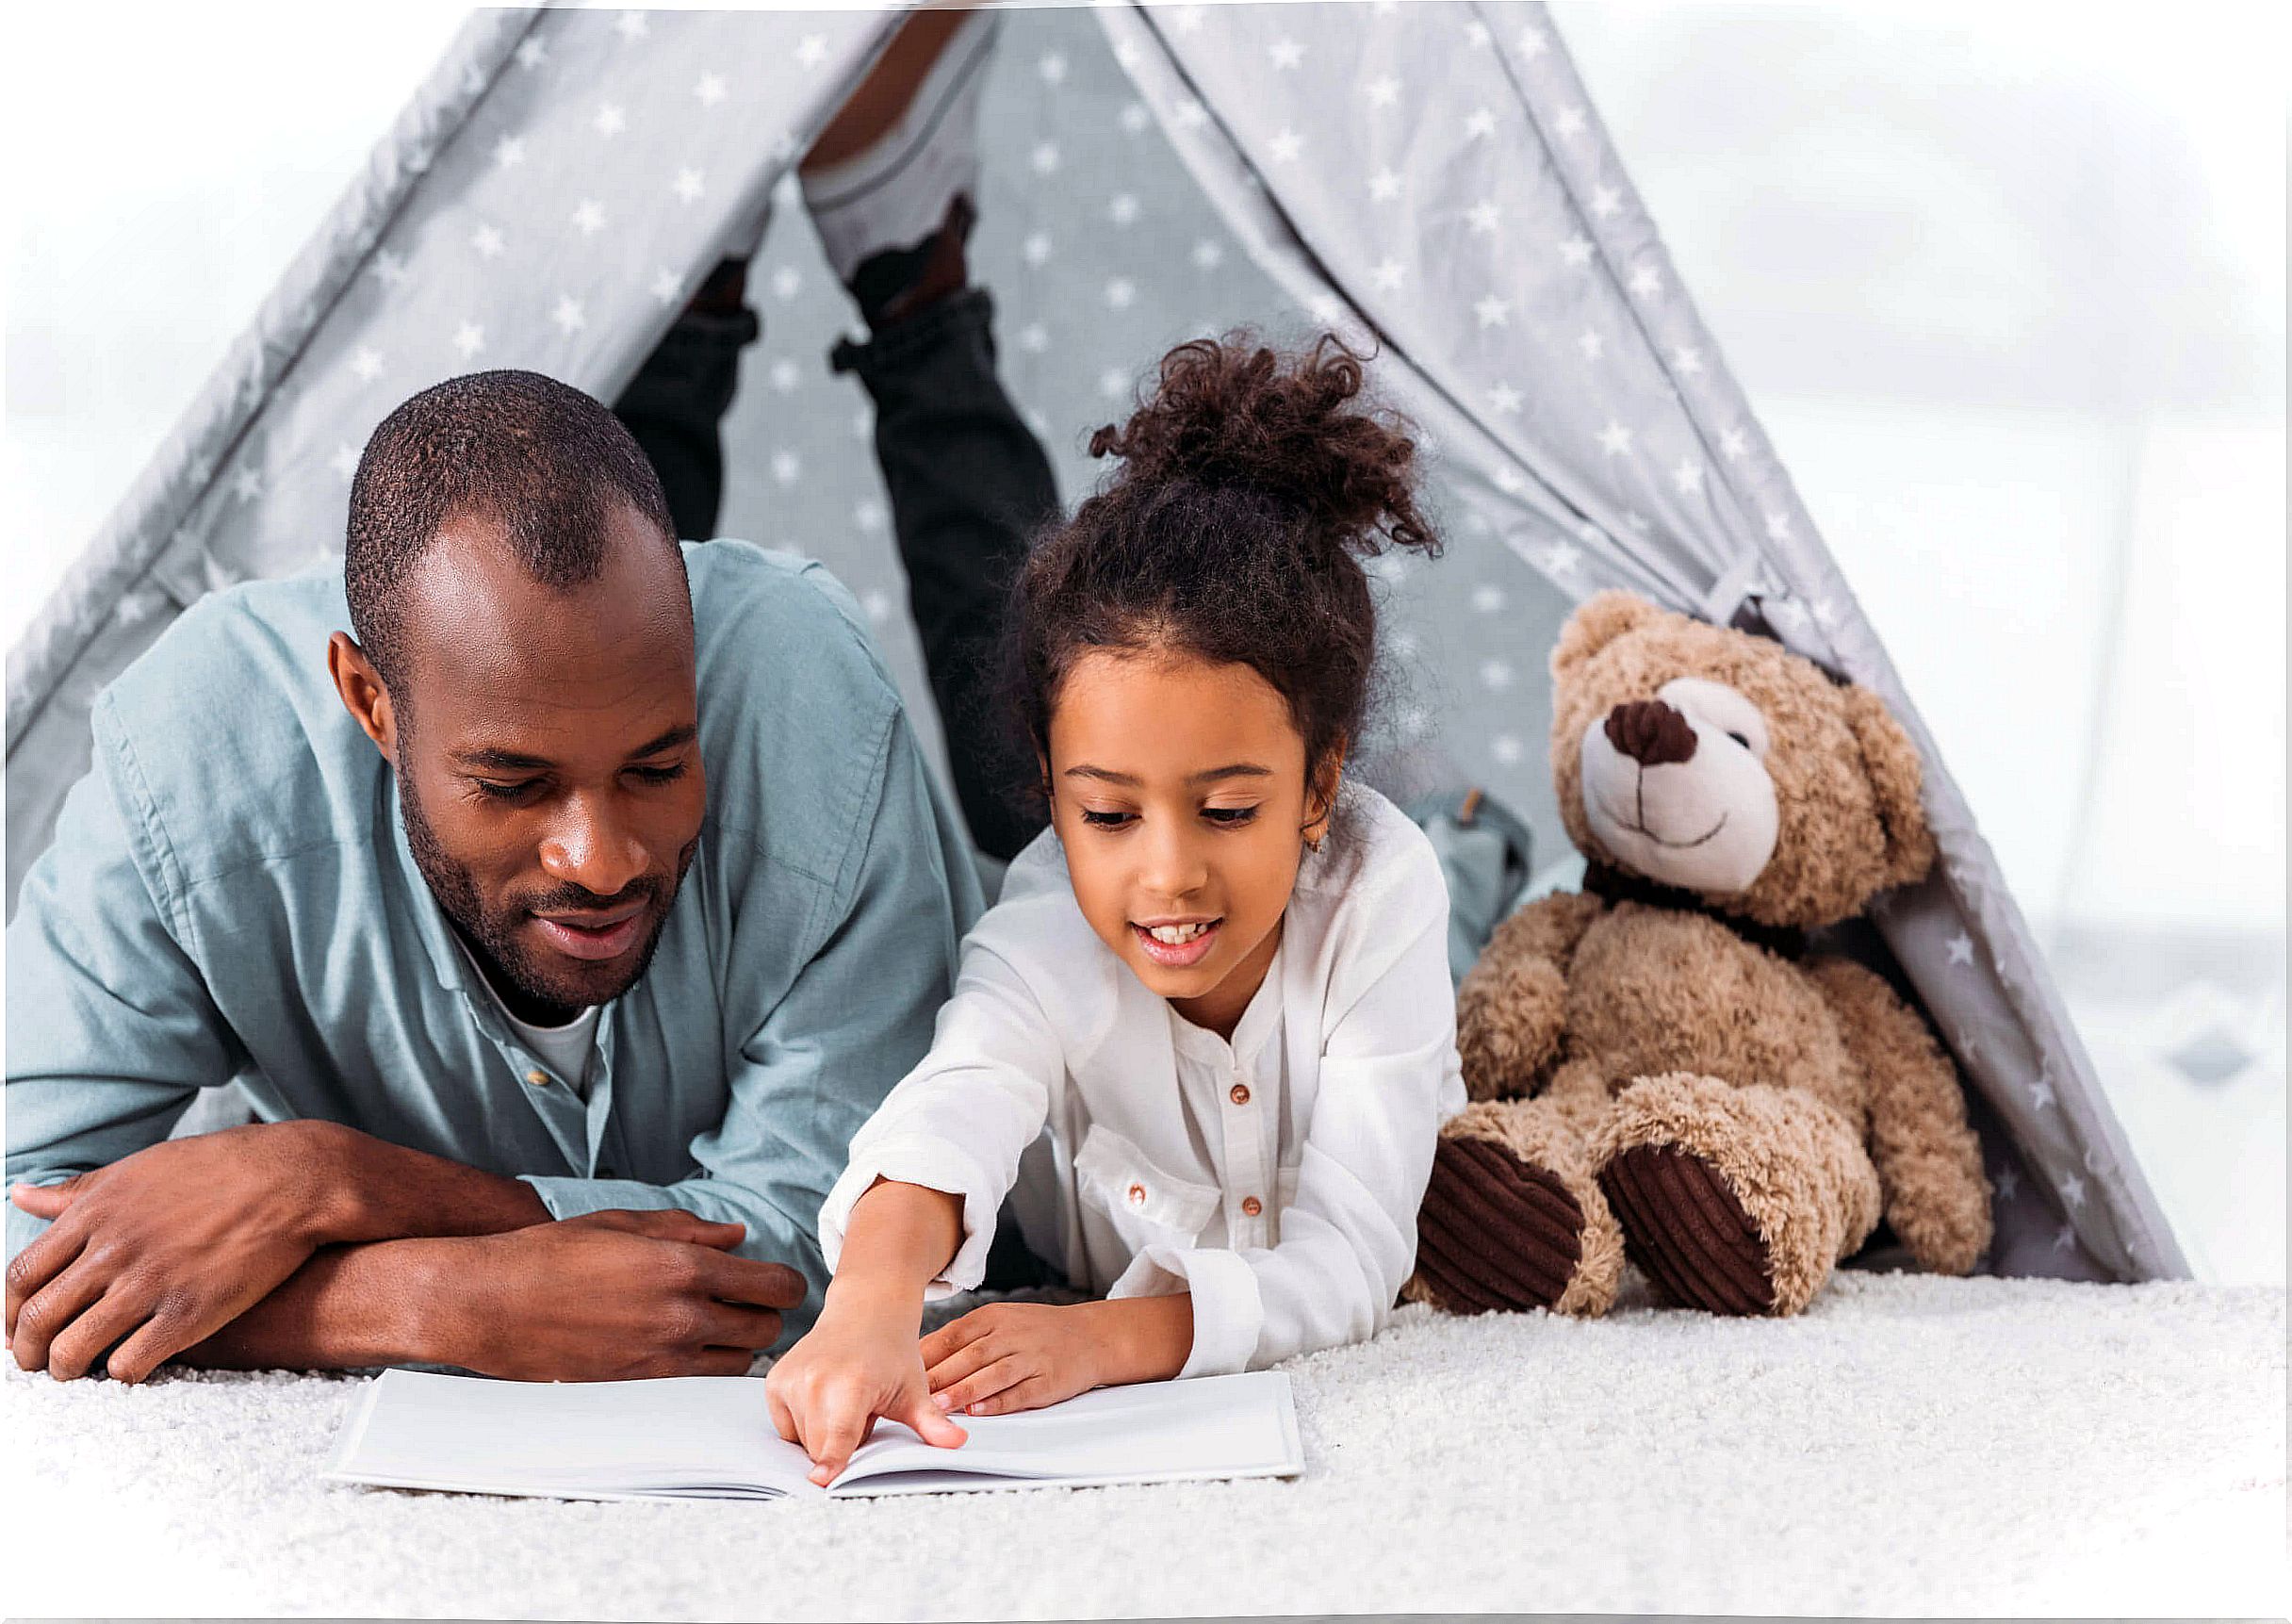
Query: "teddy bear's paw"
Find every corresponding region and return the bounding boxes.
[1411,1135,1588,1314]
[1598,1143,1777,1316]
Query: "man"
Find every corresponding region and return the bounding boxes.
[5,14,1056,1384]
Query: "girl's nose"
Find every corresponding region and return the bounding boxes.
[1138,821,1208,901]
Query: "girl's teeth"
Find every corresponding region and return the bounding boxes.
[1148,922,1209,944]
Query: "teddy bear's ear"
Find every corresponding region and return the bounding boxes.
[1550,590,1664,681]
[1842,682,1937,891]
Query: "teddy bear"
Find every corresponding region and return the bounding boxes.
[1409,590,1992,1318]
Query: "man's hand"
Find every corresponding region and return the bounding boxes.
[7,1122,366,1382]
[765,1287,968,1486]
[437,1209,805,1382]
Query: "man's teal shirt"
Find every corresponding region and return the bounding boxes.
[3,541,984,1341]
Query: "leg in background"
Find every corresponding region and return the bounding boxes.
[611,257,760,542]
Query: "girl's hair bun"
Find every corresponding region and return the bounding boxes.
[1086,332,1439,565]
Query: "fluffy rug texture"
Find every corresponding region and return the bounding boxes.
[3,1273,2282,1619]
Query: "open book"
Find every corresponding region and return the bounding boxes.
[327,1366,1302,1501]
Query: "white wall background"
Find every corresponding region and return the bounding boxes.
[3,0,2284,1279]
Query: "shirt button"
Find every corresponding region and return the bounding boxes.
[524,1068,550,1088]
[1229,1082,1252,1107]
[1127,1181,1148,1206]
[1241,1196,1263,1218]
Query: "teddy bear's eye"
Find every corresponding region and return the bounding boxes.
[1727,730,1751,749]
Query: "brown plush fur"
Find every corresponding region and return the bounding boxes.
[1416,591,1992,1319]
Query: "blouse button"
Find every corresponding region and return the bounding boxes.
[1241,1196,1264,1218]
[1229,1082,1252,1107]
[1127,1181,1148,1206]
[524,1068,550,1088]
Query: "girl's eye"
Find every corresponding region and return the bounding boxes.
[474,779,540,802]
[1080,809,1134,828]
[627,763,689,786]
[1203,806,1258,826]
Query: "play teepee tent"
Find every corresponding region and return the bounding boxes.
[3,2,2187,1285]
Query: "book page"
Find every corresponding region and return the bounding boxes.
[833,1370,1301,1495]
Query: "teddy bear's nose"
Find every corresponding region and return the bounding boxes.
[1605,699,1698,767]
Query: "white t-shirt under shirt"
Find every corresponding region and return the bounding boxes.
[819,784,1466,1378]
[453,936,601,1097]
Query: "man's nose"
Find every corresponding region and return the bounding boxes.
[537,795,650,897]
[1604,699,1698,767]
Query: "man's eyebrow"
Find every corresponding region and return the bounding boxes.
[627,723,698,761]
[451,724,696,776]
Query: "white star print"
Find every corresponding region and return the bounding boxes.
[1171,5,1205,34]
[1517,26,1550,58]
[1465,20,1491,47]
[1191,239,1223,271]
[1108,193,1139,226]
[452,320,484,360]
[572,200,606,236]
[1269,129,1304,163]
[1543,539,1583,575]
[1472,583,1506,614]
[596,103,627,138]
[1597,421,1633,456]
[550,295,585,335]
[772,450,802,484]
[770,266,801,301]
[1493,466,1527,495]
[1578,520,1606,544]
[860,588,892,624]
[1720,427,1749,461]
[470,223,505,259]
[1995,1166,2018,1200]
[1269,37,1304,70]
[1672,347,1706,376]
[769,129,800,163]
[1488,383,1523,414]
[1105,278,1137,309]
[2053,1225,2077,1253]
[695,73,726,107]
[329,443,360,480]
[1098,367,1129,400]
[2027,1076,2055,1111]
[1023,232,1053,267]
[1947,932,1974,966]
[1039,50,1069,85]
[1492,734,1525,765]
[1018,321,1050,353]
[673,168,705,203]
[1366,75,1400,107]
[649,269,683,305]
[2060,1173,2086,1208]
[1306,291,1347,325]
[1368,169,1402,202]
[370,250,409,288]
[493,136,526,170]
[855,500,887,533]
[1589,185,1621,218]
[1624,511,1650,533]
[795,35,828,69]
[1464,107,1497,139]
[1480,659,1514,691]
[1957,1027,1983,1064]
[1629,265,1663,298]
[1559,233,1595,268]
[1467,201,1500,236]
[1578,329,1604,361]
[1171,97,1208,130]
[1673,459,1705,494]
[1370,258,1407,292]
[1474,295,1511,328]
[615,11,647,41]
[1811,599,1840,628]
[516,37,548,71]
[350,346,385,382]
[230,466,262,502]
[1765,511,1793,541]
[1031,140,1061,175]
[768,358,801,394]
[1554,107,1588,140]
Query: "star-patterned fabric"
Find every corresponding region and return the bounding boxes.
[2,3,2184,1286]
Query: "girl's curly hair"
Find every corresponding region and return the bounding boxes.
[999,331,1441,811]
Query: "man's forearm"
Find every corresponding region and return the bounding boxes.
[176,1238,449,1372]
[300,1122,551,1244]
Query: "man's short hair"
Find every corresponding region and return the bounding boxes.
[344,369,681,689]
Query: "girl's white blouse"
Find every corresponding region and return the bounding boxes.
[819,785,1466,1377]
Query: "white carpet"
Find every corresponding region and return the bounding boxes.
[3,1272,2283,1619]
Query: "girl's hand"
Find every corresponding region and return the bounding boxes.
[765,1298,967,1485]
[919,1300,1117,1417]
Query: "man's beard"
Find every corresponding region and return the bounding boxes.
[398,769,695,1020]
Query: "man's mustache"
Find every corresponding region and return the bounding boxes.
[516,878,664,916]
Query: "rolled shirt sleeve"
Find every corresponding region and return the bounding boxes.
[1120,843,1462,1377]
[817,935,1065,1299]
[519,707,975,1332]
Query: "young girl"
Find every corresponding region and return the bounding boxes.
[766,335,1465,1484]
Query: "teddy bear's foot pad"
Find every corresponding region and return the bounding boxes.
[1600,1144,1776,1315]
[1414,1136,1584,1311]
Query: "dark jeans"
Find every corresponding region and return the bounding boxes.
[614,272,1056,861]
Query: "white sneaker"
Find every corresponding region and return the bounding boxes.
[800,9,1001,287]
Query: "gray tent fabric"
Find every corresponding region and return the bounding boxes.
[2,2,2186,1286]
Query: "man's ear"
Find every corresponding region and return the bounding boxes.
[329,632,398,763]
[1841,681,1935,891]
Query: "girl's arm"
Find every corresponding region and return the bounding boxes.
[764,1177,970,1484]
